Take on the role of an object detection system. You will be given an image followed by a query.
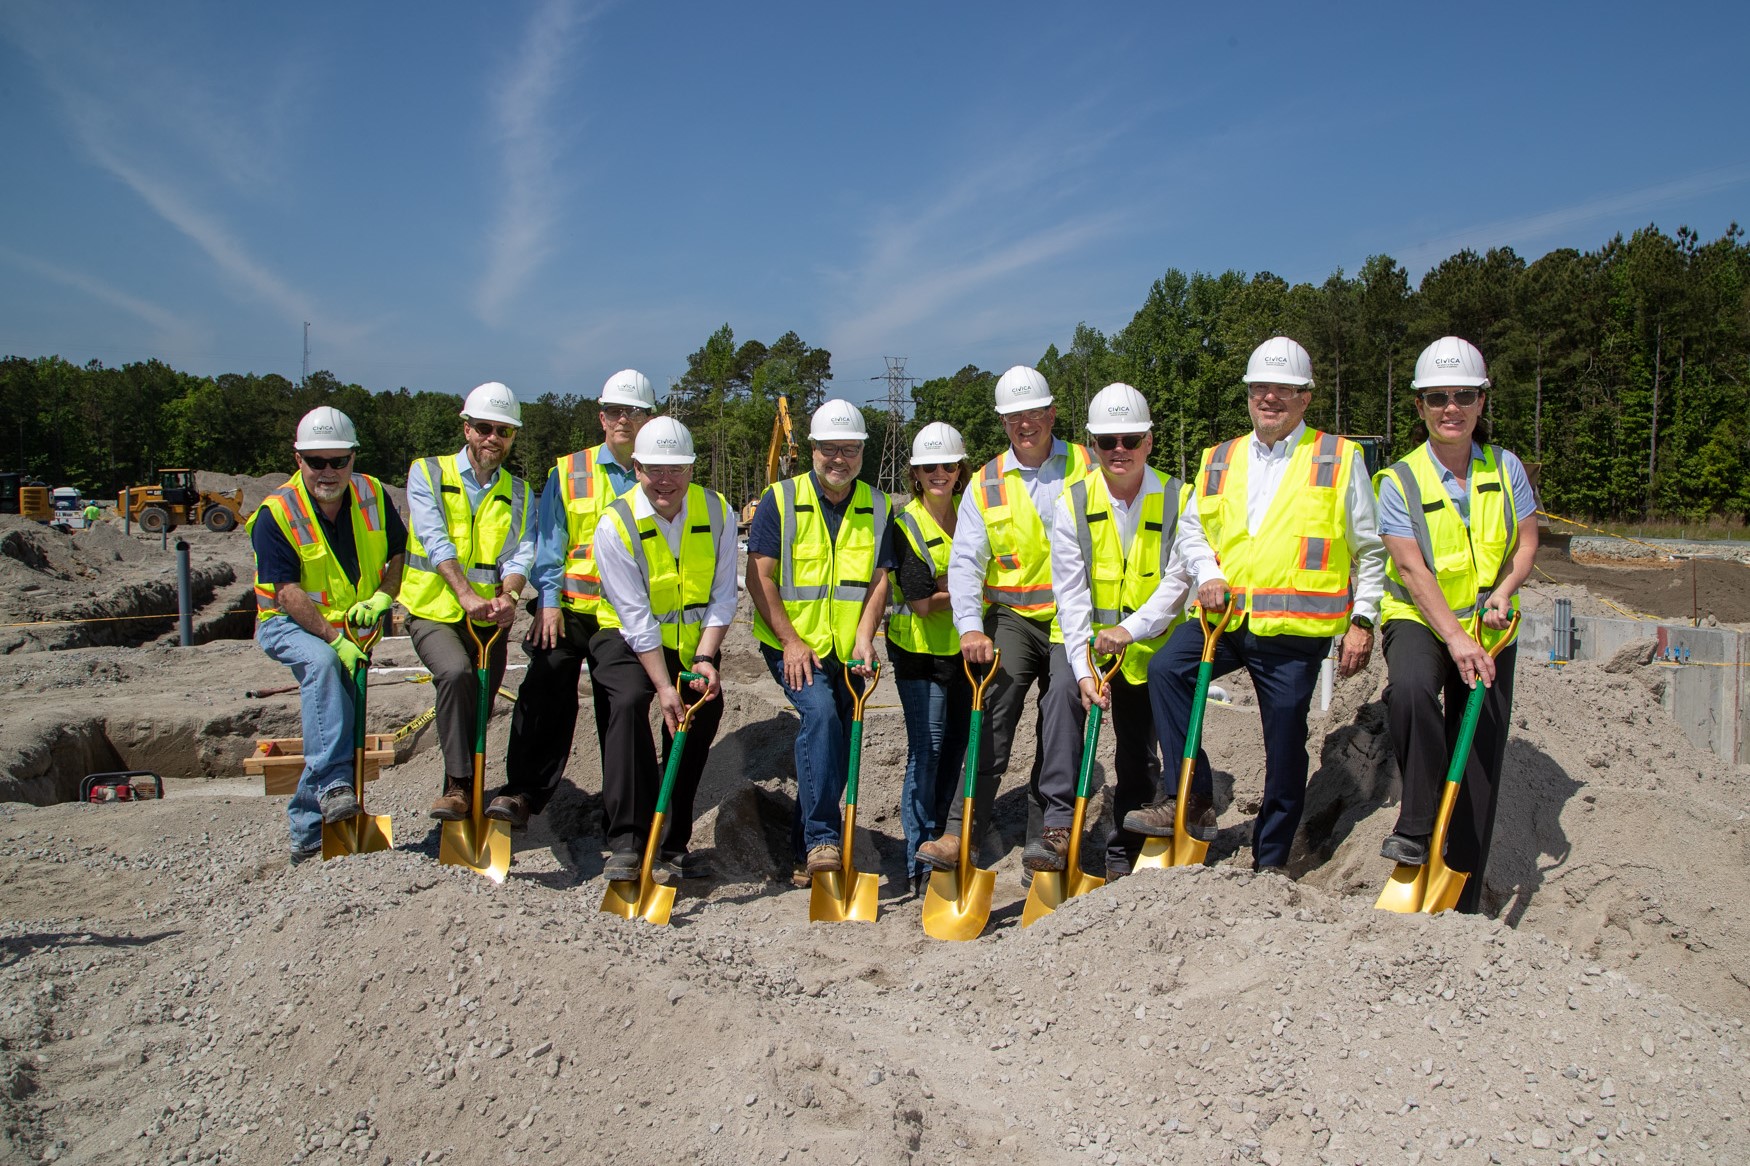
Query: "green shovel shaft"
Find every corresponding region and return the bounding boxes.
[472,662,492,754]
[845,719,864,806]
[652,671,706,817]
[1444,677,1489,786]
[1075,704,1103,799]
[352,659,369,750]
[961,709,984,799]
[1182,659,1214,763]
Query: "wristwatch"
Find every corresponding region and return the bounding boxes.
[504,588,523,604]
[1350,614,1374,632]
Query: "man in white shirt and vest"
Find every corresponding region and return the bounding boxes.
[917,366,1094,879]
[402,382,536,823]
[1137,337,1386,874]
[1049,384,1192,879]
[503,370,653,823]
[591,417,736,882]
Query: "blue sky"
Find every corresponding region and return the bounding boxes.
[2,1,1746,406]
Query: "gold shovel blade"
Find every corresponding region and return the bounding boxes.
[1135,829,1209,870]
[1376,854,1469,915]
[321,812,393,860]
[808,869,879,923]
[921,867,996,941]
[438,818,512,883]
[1020,868,1106,928]
[599,873,678,925]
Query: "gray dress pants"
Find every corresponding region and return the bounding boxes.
[408,616,510,787]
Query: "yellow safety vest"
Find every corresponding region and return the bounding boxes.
[1376,442,1521,650]
[1195,428,1355,638]
[886,496,960,657]
[557,445,636,614]
[399,454,532,623]
[247,473,391,627]
[752,474,891,661]
[1068,469,1187,684]
[971,443,1094,640]
[595,484,729,665]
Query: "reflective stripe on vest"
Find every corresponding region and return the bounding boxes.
[399,455,531,622]
[972,444,1092,634]
[558,446,629,611]
[886,497,959,657]
[752,475,889,660]
[246,473,390,626]
[1070,471,1184,683]
[595,484,726,661]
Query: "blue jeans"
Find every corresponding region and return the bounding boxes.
[257,616,355,854]
[760,644,855,860]
[894,672,971,878]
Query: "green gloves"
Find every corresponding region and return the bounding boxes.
[346,592,394,628]
[333,636,368,675]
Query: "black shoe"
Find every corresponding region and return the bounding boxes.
[909,872,929,900]
[602,848,641,882]
[290,845,321,866]
[318,785,360,824]
[1379,832,1431,864]
[672,850,711,880]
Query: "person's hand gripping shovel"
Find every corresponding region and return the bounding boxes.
[1376,612,1518,915]
[438,620,512,882]
[1021,640,1122,927]
[921,650,1001,941]
[810,660,882,923]
[1135,597,1245,870]
[321,618,393,859]
[600,673,710,925]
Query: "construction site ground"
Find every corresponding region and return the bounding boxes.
[1,509,1748,1166]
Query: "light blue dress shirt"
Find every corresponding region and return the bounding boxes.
[532,444,638,609]
[1376,442,1537,537]
[404,447,537,581]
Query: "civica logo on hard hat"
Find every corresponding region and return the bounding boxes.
[312,422,335,434]
[923,438,943,450]
[1107,404,1130,415]
[656,436,678,448]
[1435,356,1462,368]
[1263,354,1288,366]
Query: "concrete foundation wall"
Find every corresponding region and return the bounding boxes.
[1519,613,1747,766]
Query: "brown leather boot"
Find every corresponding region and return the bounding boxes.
[429,778,469,821]
[915,834,961,871]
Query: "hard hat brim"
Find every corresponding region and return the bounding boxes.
[1411,376,1491,391]
[810,430,868,442]
[1241,376,1314,388]
[460,410,522,428]
[1086,420,1152,435]
[294,441,359,453]
[632,454,695,466]
[909,454,965,466]
[994,396,1054,415]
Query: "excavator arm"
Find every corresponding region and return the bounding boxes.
[742,397,800,524]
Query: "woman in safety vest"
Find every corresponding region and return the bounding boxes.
[887,422,973,899]
[1375,336,1538,914]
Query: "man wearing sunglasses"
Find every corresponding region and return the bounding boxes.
[1140,336,1386,877]
[1048,384,1192,879]
[504,370,653,832]
[403,382,537,824]
[247,406,407,863]
[923,366,1094,881]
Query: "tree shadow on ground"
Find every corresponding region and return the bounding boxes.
[1,929,180,971]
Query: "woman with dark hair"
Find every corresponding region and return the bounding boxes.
[887,422,974,898]
[1374,336,1538,914]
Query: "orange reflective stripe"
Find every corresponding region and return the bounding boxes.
[1300,536,1330,571]
[1203,438,1239,497]
[1309,431,1342,488]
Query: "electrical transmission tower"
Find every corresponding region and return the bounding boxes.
[872,356,917,495]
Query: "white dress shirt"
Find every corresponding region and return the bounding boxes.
[1051,470,1193,683]
[948,439,1076,636]
[1172,421,1385,622]
[593,487,739,655]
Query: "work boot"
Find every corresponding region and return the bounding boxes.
[1379,832,1430,865]
[289,845,321,866]
[915,834,960,872]
[429,779,470,821]
[1022,827,1071,872]
[484,793,531,830]
[602,848,641,882]
[1255,863,1293,879]
[673,850,712,880]
[789,865,812,889]
[908,872,929,900]
[1106,856,1133,882]
[1122,792,1217,841]
[806,844,842,875]
[318,785,359,824]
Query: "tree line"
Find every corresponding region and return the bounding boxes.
[3,222,1745,520]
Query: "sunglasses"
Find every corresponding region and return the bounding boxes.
[1247,384,1308,400]
[914,462,958,474]
[300,453,354,471]
[1419,389,1482,408]
[467,420,518,438]
[599,406,648,422]
[1094,434,1146,451]
[815,444,862,461]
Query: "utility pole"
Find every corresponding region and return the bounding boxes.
[871,357,917,495]
[301,322,311,386]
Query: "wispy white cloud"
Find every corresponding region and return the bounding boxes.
[0,247,199,341]
[475,0,585,326]
[1395,166,1750,270]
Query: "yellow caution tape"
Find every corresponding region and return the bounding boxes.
[1537,510,1672,554]
[393,707,436,742]
[1,606,255,629]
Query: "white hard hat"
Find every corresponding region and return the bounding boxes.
[632,416,696,465]
[909,422,967,465]
[810,398,868,441]
[1243,337,1315,387]
[601,369,656,410]
[1412,336,1491,391]
[460,381,521,427]
[993,365,1053,414]
[1086,383,1152,434]
[294,406,359,451]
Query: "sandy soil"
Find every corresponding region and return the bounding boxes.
[0,520,1747,1165]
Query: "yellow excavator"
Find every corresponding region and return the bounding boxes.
[741,398,798,524]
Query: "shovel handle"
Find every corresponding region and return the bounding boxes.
[844,659,882,720]
[1084,639,1124,698]
[343,618,384,657]
[463,618,506,668]
[676,670,709,734]
[1442,613,1519,788]
[962,647,1001,712]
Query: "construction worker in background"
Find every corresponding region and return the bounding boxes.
[403,382,536,825]
[1049,385,1191,880]
[747,399,895,885]
[592,418,736,883]
[502,370,653,826]
[921,366,1094,881]
[1375,337,1538,914]
[886,422,973,899]
[1139,337,1386,875]
[247,406,407,863]
[81,501,100,528]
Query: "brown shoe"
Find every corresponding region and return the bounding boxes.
[484,793,531,830]
[1022,827,1072,872]
[789,866,812,889]
[429,779,469,821]
[915,834,961,871]
[1122,793,1217,841]
[805,844,842,874]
